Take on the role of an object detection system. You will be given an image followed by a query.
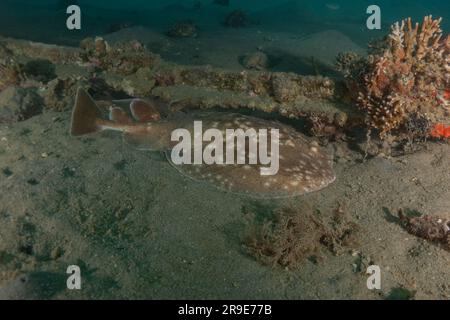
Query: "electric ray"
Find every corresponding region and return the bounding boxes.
[71,88,336,198]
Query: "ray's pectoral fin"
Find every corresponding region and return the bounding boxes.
[70,88,103,136]
[130,99,161,122]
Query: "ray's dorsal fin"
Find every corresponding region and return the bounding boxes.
[109,107,132,124]
[130,99,161,122]
[70,88,102,136]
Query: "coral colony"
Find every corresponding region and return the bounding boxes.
[340,16,449,139]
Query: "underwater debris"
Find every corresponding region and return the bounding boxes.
[341,16,449,139]
[243,204,360,268]
[224,10,251,28]
[399,209,450,250]
[167,21,198,38]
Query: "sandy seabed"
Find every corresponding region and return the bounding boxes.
[0,24,449,300]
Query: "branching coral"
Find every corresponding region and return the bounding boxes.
[337,16,450,138]
[346,16,449,138]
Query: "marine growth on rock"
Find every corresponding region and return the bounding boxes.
[342,16,450,139]
[399,209,450,250]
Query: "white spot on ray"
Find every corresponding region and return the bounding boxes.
[286,140,295,147]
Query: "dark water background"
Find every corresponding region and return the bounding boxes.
[0,0,448,47]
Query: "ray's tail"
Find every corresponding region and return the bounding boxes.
[70,88,102,136]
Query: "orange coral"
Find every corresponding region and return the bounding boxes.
[445,89,450,101]
[355,16,449,138]
[430,123,450,138]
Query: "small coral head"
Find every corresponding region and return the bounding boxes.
[354,16,449,138]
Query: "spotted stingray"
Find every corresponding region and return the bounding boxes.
[70,88,336,198]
